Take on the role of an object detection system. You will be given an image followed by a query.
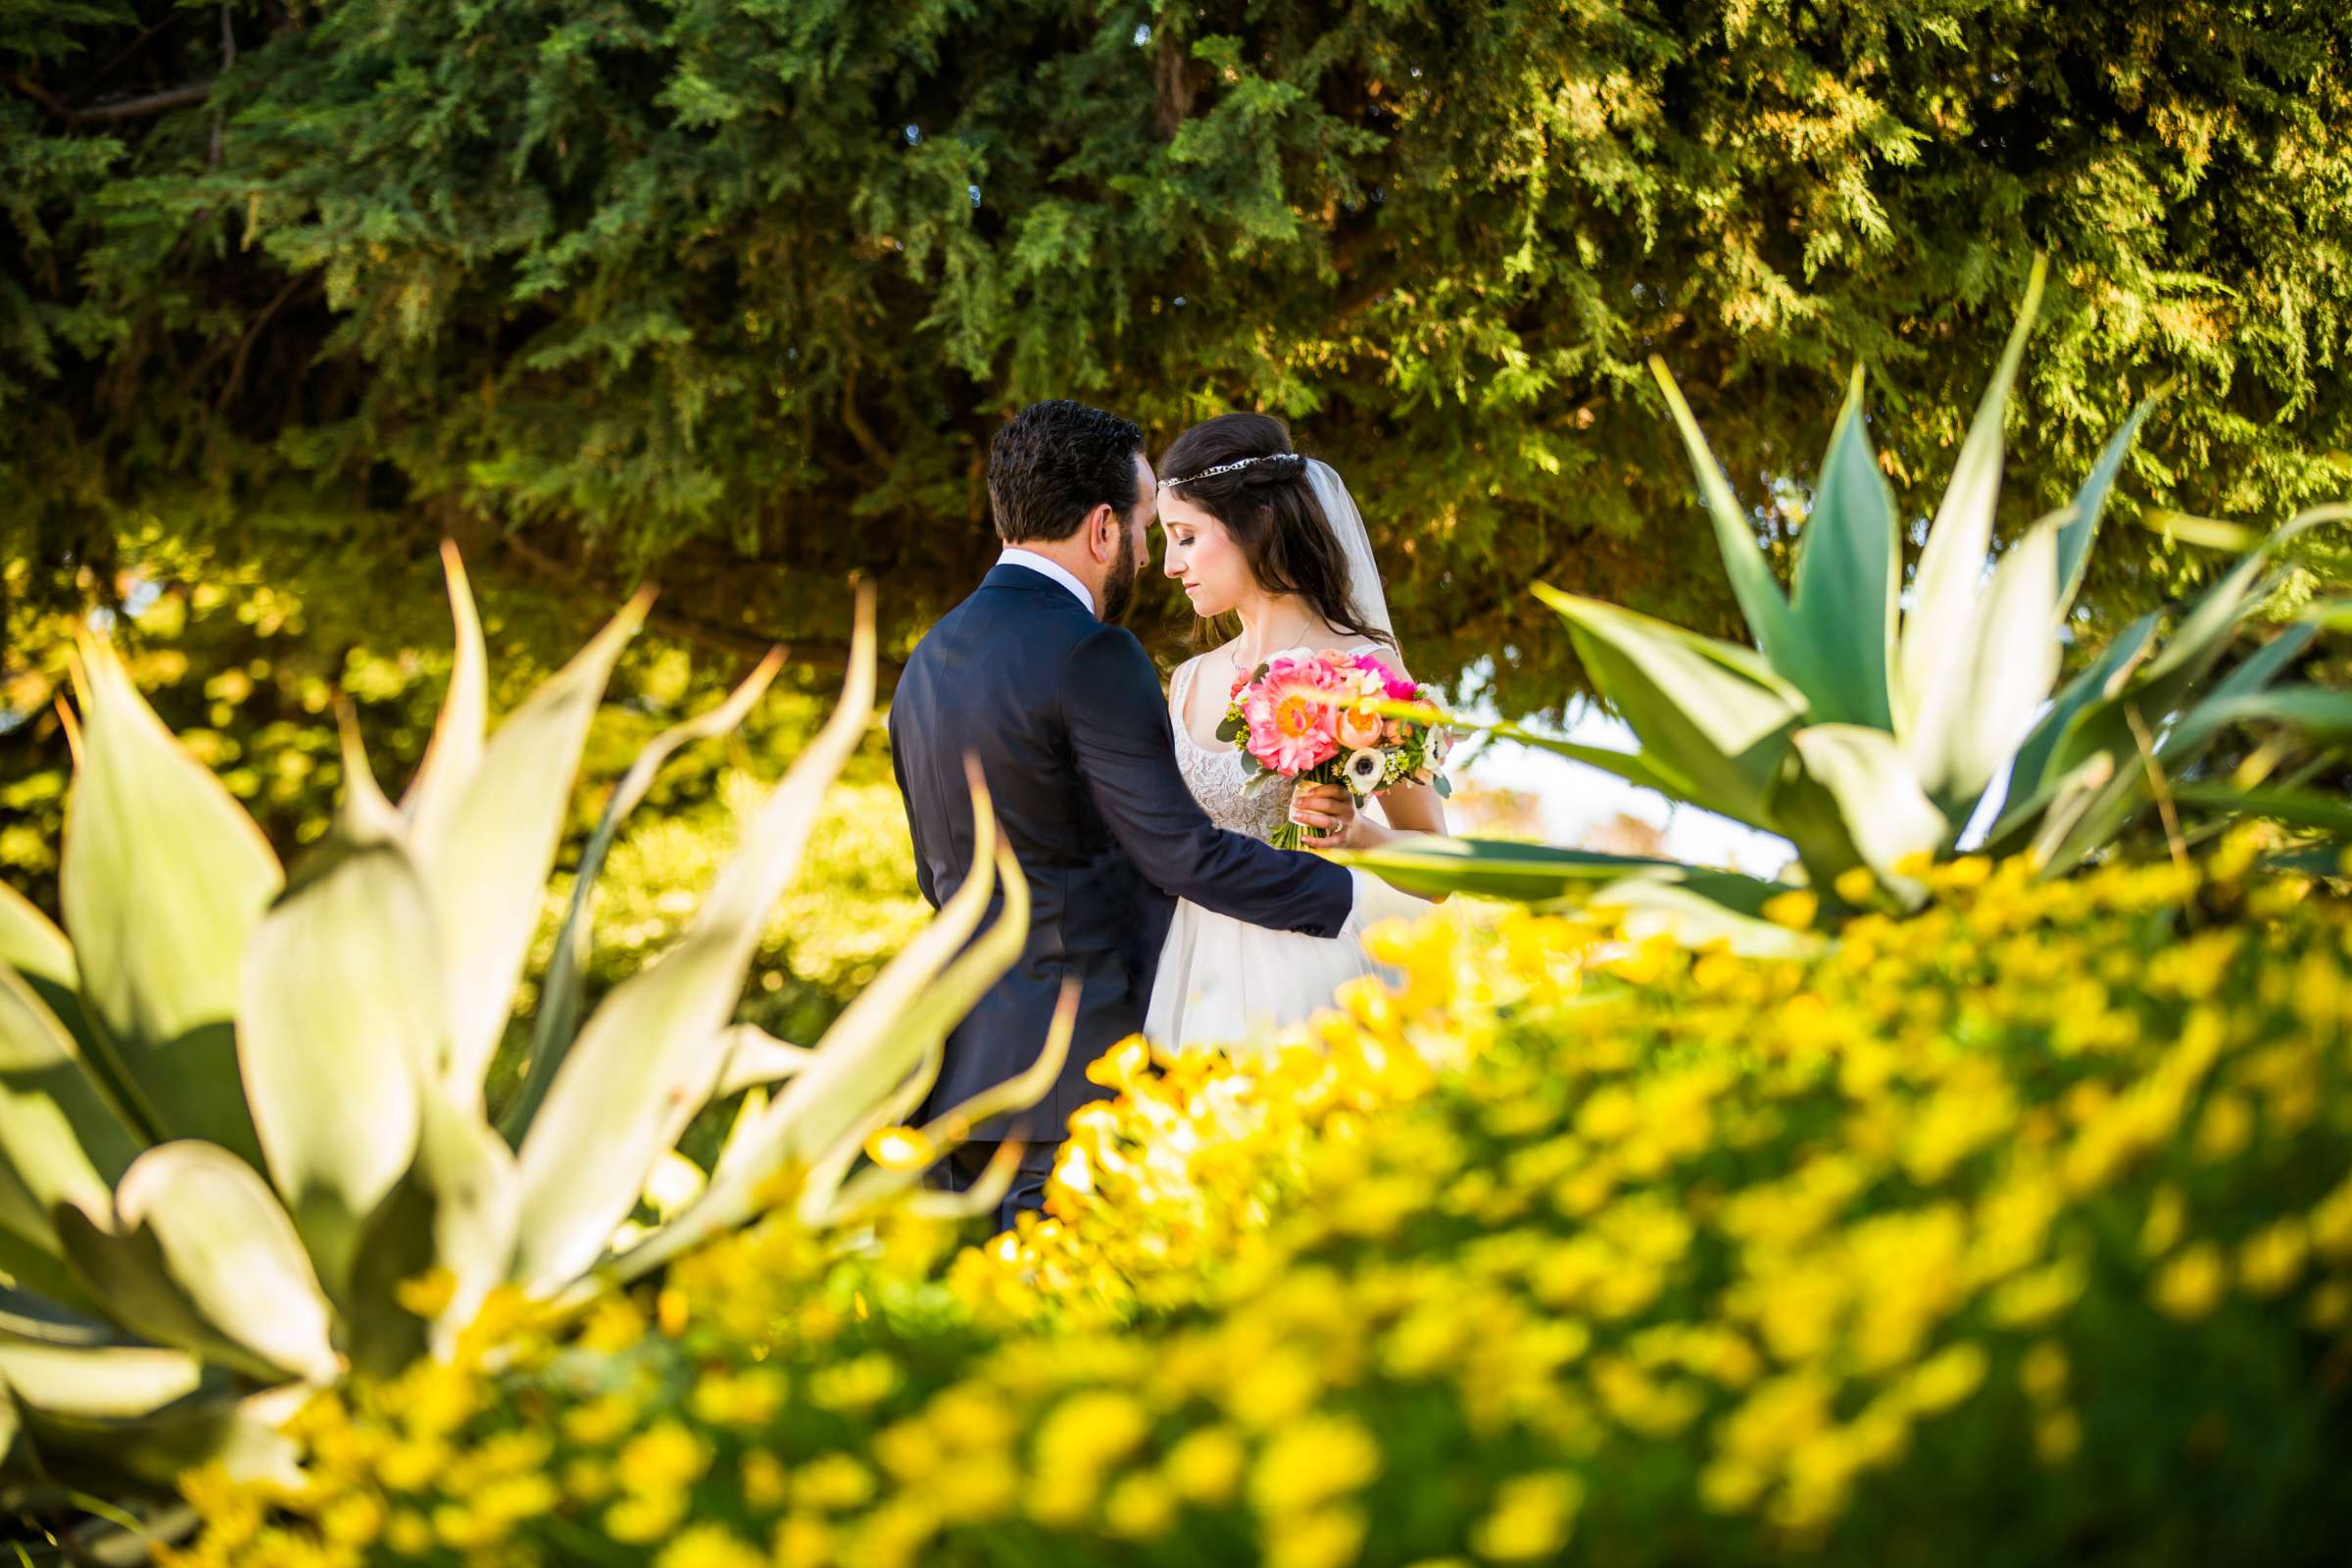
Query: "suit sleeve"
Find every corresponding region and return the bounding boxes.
[1062,623,1354,938]
[887,708,941,908]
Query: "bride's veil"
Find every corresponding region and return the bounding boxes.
[1305,458,1394,641]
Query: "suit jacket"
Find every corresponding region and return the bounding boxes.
[887,564,1356,1139]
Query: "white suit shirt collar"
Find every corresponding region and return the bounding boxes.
[996,548,1096,615]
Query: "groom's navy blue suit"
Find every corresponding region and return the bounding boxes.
[889,564,1355,1194]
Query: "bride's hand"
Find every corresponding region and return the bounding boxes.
[1291,783,1355,849]
[1294,783,1387,851]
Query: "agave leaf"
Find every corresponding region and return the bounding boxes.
[4,1360,302,1492]
[1646,358,1810,683]
[793,1031,951,1229]
[1775,725,1951,907]
[510,592,872,1295]
[0,1333,202,1419]
[2139,509,2263,553]
[2171,784,2352,840]
[61,636,282,1162]
[1584,881,1824,958]
[2028,628,2328,873]
[817,979,1079,1231]
[0,965,141,1232]
[417,589,653,1107]
[902,1141,1028,1223]
[0,882,82,1031]
[1334,835,1788,916]
[2056,398,2155,613]
[239,828,442,1302]
[1367,703,1692,798]
[58,1143,337,1385]
[916,979,1079,1148]
[346,1091,521,1374]
[1535,586,1804,829]
[2034,757,2142,876]
[1787,365,1899,729]
[500,647,786,1143]
[1996,612,2160,829]
[1897,253,2047,734]
[2167,686,2352,754]
[1907,510,2066,820]
[713,1026,816,1099]
[2116,506,2346,726]
[609,807,1021,1290]
[0,1220,100,1312]
[1488,721,1693,798]
[399,541,489,855]
[755,815,1017,1178]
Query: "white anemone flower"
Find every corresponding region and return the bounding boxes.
[1343,748,1388,797]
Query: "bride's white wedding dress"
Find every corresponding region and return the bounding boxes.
[1144,649,1406,1054]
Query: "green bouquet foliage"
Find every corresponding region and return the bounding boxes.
[166,849,2352,1566]
[1348,260,2348,931]
[0,554,1038,1505]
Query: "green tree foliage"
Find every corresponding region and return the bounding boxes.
[6,0,2351,710]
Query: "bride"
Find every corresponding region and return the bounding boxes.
[1145,412,1446,1053]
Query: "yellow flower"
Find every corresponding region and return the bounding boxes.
[652,1523,765,1568]
[1833,866,1879,906]
[1266,1505,1367,1568]
[605,1490,687,1545]
[564,1457,615,1504]
[2034,1408,2083,1464]
[1162,1425,1247,1504]
[618,1420,711,1493]
[1250,1415,1381,1517]
[577,1296,648,1353]
[393,1267,458,1320]
[1762,890,1819,930]
[2152,1243,2228,1321]
[384,1509,433,1558]
[808,1352,901,1412]
[2019,1342,2069,1404]
[864,1125,936,1171]
[771,1513,832,1568]
[792,1454,876,1512]
[1102,1471,1179,1540]
[2237,1218,2308,1298]
[1469,1471,1585,1561]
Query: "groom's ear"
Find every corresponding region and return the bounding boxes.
[1085,503,1117,563]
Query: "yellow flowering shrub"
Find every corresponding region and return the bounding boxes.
[171,852,2352,1567]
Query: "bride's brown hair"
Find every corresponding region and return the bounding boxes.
[1157,413,1392,653]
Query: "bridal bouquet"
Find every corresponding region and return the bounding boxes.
[1217,648,1451,849]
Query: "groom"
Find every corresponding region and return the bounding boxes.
[888,399,1366,1230]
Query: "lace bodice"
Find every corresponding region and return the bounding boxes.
[1168,647,1385,839]
[1169,656,1294,839]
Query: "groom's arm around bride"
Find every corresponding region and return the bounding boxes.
[887,400,1359,1230]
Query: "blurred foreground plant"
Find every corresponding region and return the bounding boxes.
[168,845,2352,1567]
[0,549,1050,1528]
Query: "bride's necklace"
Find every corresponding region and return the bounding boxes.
[1228,608,1315,676]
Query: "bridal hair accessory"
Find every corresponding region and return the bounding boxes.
[1156,452,1304,491]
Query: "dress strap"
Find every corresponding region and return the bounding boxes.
[1169,655,1200,714]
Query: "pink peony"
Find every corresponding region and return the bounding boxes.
[1244,654,1345,776]
[1352,650,1418,701]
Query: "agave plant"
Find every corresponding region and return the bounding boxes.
[1346,258,2346,929]
[0,550,1054,1503]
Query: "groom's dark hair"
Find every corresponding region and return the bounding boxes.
[989,400,1147,544]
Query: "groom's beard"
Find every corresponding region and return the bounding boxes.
[1098,523,1139,623]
